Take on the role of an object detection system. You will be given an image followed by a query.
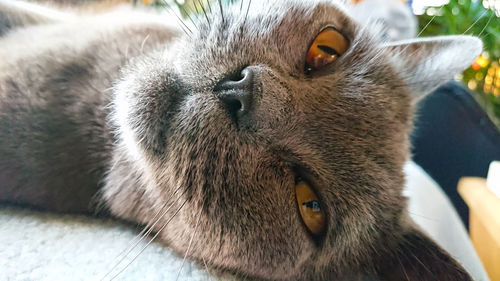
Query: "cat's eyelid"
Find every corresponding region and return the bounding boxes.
[319,25,351,43]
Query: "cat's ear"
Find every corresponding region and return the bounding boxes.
[374,228,473,281]
[381,35,482,101]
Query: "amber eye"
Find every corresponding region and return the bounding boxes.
[305,27,349,73]
[295,181,326,235]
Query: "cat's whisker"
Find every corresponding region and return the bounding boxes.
[106,201,167,265]
[407,211,439,222]
[193,1,201,15]
[243,0,252,24]
[398,79,452,89]
[161,0,193,37]
[175,209,203,281]
[380,38,467,87]
[396,73,464,85]
[107,199,188,281]
[376,4,445,65]
[117,195,174,248]
[394,2,489,65]
[200,228,223,280]
[197,0,211,27]
[376,4,443,66]
[239,0,244,14]
[195,197,218,281]
[178,25,193,39]
[463,9,489,34]
[140,34,151,54]
[408,251,434,276]
[477,12,494,37]
[100,186,186,281]
[218,0,225,23]
[416,5,444,38]
[206,0,213,15]
[201,256,214,281]
[182,5,200,33]
[396,254,411,281]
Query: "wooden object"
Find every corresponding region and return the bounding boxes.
[458,177,500,281]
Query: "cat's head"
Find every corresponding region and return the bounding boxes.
[105,0,481,280]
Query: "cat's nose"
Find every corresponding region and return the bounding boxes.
[214,67,254,120]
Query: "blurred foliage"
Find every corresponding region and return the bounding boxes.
[418,0,500,127]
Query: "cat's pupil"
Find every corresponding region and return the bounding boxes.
[317,45,339,56]
[302,200,321,212]
[227,71,245,82]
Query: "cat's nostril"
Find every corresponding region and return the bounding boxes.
[214,67,255,121]
[226,70,245,83]
[215,67,254,92]
[220,96,243,115]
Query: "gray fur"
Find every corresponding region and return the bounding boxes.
[0,0,74,36]
[0,0,482,280]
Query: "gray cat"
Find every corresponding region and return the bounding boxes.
[0,0,482,280]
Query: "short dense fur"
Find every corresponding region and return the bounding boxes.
[0,0,482,280]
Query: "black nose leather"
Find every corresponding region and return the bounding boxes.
[214,67,254,120]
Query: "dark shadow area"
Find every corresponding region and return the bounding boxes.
[411,81,500,228]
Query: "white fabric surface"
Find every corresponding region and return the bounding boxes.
[0,211,211,281]
[0,161,489,281]
[404,161,489,281]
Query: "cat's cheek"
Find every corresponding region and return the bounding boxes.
[141,162,316,279]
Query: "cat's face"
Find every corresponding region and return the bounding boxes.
[106,0,481,280]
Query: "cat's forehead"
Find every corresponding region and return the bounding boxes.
[241,0,352,30]
[173,0,360,77]
[193,0,357,43]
